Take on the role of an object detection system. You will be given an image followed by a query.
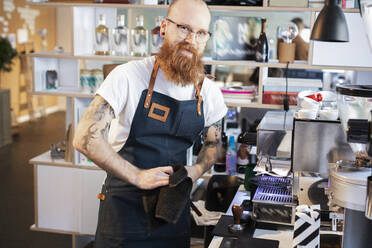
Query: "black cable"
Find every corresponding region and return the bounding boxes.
[283,61,290,111]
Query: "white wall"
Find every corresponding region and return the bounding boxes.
[312,13,372,67]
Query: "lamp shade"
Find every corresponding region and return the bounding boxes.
[310,0,349,42]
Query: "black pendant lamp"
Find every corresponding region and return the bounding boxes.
[310,0,349,42]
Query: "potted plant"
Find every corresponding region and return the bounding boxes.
[0,37,18,88]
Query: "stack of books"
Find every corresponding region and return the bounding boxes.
[262,77,322,105]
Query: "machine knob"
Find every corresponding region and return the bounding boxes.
[347,119,370,144]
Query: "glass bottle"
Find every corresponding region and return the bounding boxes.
[214,118,227,172]
[131,15,148,57]
[94,14,110,56]
[237,119,249,174]
[112,14,129,56]
[255,18,269,63]
[226,136,237,175]
[150,16,164,55]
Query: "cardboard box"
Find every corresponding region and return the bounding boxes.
[269,0,308,7]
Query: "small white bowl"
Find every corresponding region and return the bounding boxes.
[294,109,318,120]
[319,109,338,120]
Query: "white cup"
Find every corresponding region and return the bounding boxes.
[297,90,316,108]
[294,109,318,120]
[319,109,338,120]
[318,90,337,102]
[301,97,320,110]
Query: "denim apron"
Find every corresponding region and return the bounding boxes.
[94,59,205,248]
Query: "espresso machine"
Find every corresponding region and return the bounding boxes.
[327,84,372,248]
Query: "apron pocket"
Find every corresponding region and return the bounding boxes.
[101,189,149,238]
[175,110,204,138]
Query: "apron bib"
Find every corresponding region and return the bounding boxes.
[94,59,205,248]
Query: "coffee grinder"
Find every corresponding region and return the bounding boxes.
[328,84,372,248]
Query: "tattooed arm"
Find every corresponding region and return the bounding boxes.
[186,120,222,182]
[73,95,173,189]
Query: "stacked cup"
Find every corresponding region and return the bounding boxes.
[317,91,338,121]
[295,91,339,120]
[295,92,320,120]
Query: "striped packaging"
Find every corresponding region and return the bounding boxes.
[293,205,320,248]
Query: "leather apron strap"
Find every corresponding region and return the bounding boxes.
[194,79,204,116]
[144,57,204,116]
[144,59,160,109]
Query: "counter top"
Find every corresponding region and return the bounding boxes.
[208,185,293,248]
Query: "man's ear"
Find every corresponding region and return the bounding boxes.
[160,19,167,38]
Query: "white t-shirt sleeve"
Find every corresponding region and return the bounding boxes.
[96,65,129,118]
[203,80,228,127]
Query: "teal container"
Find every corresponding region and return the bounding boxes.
[244,163,256,192]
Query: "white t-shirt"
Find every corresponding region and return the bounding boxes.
[96,56,228,152]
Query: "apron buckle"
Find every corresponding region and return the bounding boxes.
[97,193,105,201]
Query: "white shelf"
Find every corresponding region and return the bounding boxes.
[225,100,297,109]
[30,150,101,170]
[25,1,360,13]
[30,224,84,236]
[28,52,145,61]
[28,53,372,71]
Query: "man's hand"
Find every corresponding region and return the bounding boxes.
[186,120,223,183]
[134,166,174,190]
[184,165,200,183]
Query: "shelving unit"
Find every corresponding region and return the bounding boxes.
[28,52,372,71]
[27,1,372,247]
[26,1,360,13]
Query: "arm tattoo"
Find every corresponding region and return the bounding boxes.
[196,120,222,166]
[202,120,222,141]
[80,97,114,152]
[82,123,98,151]
[94,101,115,121]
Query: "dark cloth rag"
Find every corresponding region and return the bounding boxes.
[143,164,192,231]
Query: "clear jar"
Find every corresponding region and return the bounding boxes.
[91,69,104,93]
[80,69,91,93]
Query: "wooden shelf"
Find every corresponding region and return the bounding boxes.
[30,150,101,170]
[28,52,145,62]
[26,1,360,13]
[30,224,86,236]
[29,53,372,71]
[32,89,94,98]
[225,100,297,109]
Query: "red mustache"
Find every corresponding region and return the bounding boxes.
[175,43,198,57]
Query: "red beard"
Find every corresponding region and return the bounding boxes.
[157,39,205,86]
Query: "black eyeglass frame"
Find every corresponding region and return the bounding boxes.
[165,18,212,41]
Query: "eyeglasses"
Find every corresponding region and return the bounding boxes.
[166,18,211,44]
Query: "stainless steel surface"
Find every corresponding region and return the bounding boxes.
[252,175,295,225]
[253,175,292,188]
[253,187,293,205]
[342,208,372,248]
[227,224,244,234]
[296,172,327,207]
[252,176,293,205]
[329,163,372,211]
[257,111,294,132]
[292,120,355,177]
[257,111,294,158]
[366,176,372,220]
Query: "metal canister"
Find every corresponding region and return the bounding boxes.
[366,176,372,219]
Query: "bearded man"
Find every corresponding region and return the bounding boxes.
[73,0,227,247]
